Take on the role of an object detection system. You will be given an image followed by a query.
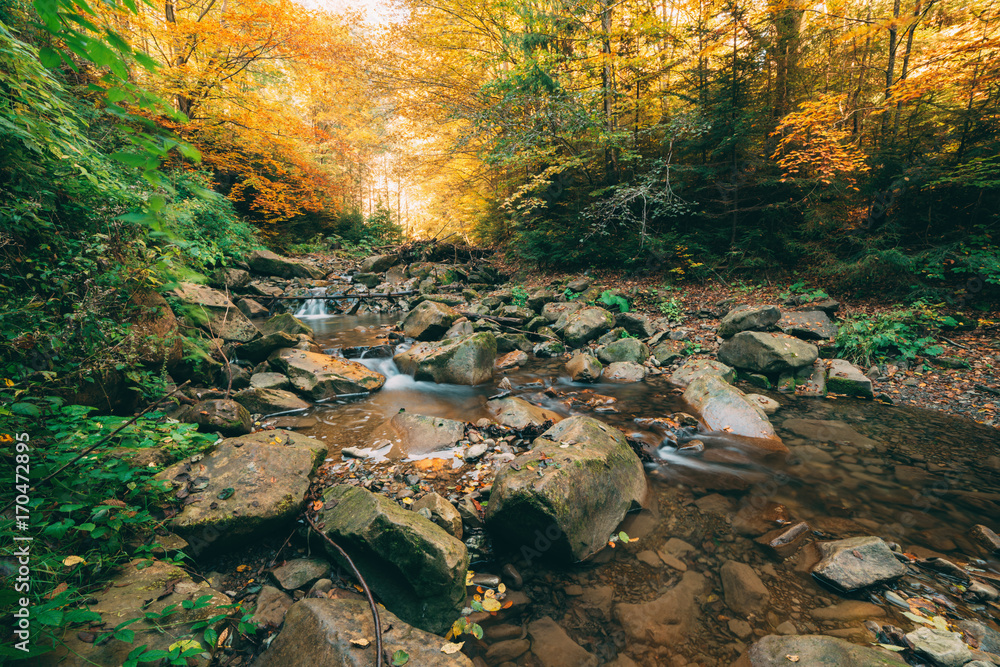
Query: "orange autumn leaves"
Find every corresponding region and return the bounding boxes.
[771,95,870,187]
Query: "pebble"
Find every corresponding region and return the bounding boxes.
[465,444,488,462]
[502,563,524,589]
[341,447,368,459]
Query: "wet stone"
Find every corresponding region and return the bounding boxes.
[272,559,330,591]
[906,627,974,667]
[810,536,907,592]
[721,560,770,616]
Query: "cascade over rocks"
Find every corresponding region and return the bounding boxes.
[248,249,325,279]
[394,332,497,385]
[317,485,468,634]
[171,282,260,342]
[269,348,386,398]
[156,431,327,552]
[255,599,473,667]
[718,331,818,374]
[486,415,646,563]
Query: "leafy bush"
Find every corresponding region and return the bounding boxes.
[598,290,629,313]
[834,303,948,367]
[510,285,529,307]
[658,297,685,322]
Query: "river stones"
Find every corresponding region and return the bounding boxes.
[352,272,380,289]
[171,282,260,342]
[810,536,908,591]
[236,331,300,363]
[250,371,291,390]
[778,310,838,340]
[495,349,529,369]
[393,332,497,385]
[597,337,649,364]
[486,415,646,563]
[566,353,603,382]
[248,248,325,279]
[412,492,463,539]
[671,359,736,387]
[720,560,770,616]
[613,571,708,646]
[733,634,908,667]
[542,300,583,323]
[360,253,398,273]
[718,305,781,339]
[487,396,562,430]
[682,374,786,452]
[527,616,599,667]
[210,266,250,290]
[37,559,231,667]
[826,358,874,399]
[652,340,686,365]
[157,430,327,553]
[402,300,460,341]
[255,599,473,667]
[781,418,879,450]
[177,398,252,436]
[233,387,309,414]
[616,311,656,338]
[718,331,818,374]
[272,559,330,591]
[257,313,313,336]
[906,627,974,667]
[604,361,647,383]
[557,306,615,347]
[526,288,557,312]
[317,485,468,634]
[372,412,466,458]
[269,348,386,398]
[496,333,534,353]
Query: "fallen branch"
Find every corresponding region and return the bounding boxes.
[304,512,383,667]
[940,336,970,350]
[458,311,561,342]
[269,291,417,300]
[975,384,1000,396]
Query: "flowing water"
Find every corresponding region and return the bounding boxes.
[271,313,1000,666]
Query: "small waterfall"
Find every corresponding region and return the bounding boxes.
[295,287,330,319]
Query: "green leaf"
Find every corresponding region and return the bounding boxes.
[148,195,166,212]
[11,402,41,417]
[618,531,630,542]
[391,649,410,666]
[114,628,135,643]
[111,152,149,168]
[39,47,63,67]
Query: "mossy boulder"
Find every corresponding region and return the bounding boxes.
[485,415,647,563]
[233,388,310,415]
[177,398,252,436]
[393,332,496,385]
[156,431,327,554]
[542,300,583,323]
[718,331,818,374]
[317,485,469,634]
[257,313,313,337]
[236,331,300,363]
[496,334,534,355]
[717,304,781,339]
[248,249,325,279]
[670,359,736,387]
[557,306,616,347]
[402,300,461,341]
[171,282,260,342]
[597,337,649,364]
[269,348,386,398]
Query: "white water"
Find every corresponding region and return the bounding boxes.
[295,287,330,319]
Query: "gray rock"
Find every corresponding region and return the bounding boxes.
[616,311,656,338]
[652,340,686,365]
[567,276,591,292]
[210,267,251,290]
[177,399,252,436]
[393,332,497,385]
[254,599,473,667]
[745,393,779,414]
[402,300,461,341]
[527,288,558,312]
[905,627,974,667]
[352,272,380,289]
[412,492,463,539]
[171,282,260,342]
[272,559,330,591]
[317,485,468,634]
[735,634,908,667]
[671,358,736,387]
[566,353,603,382]
[270,348,386,398]
[527,616,598,667]
[682,375,786,452]
[718,331,818,374]
[486,416,646,563]
[252,585,293,628]
[542,300,583,323]
[956,620,1000,654]
[597,337,649,364]
[360,254,399,273]
[496,333,534,353]
[248,249,325,279]
[557,306,615,347]
[778,310,838,340]
[257,313,314,337]
[495,349,529,369]
[827,359,874,399]
[811,536,908,591]
[371,413,466,458]
[970,524,1000,554]
[157,431,327,553]
[614,571,708,646]
[721,560,770,616]
[234,388,310,415]
[36,560,231,667]
[604,361,647,383]
[250,371,291,390]
[718,305,781,338]
[444,320,474,339]
[237,297,269,319]
[237,331,301,363]
[487,397,562,430]
[533,339,566,357]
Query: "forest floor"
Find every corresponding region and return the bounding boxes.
[503,262,1000,429]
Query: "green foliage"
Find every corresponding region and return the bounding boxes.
[598,290,629,313]
[779,279,828,303]
[833,302,951,367]
[658,297,684,322]
[510,285,529,307]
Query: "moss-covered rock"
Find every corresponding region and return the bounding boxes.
[597,337,649,364]
[233,387,309,415]
[257,313,313,337]
[177,398,252,436]
[171,282,260,342]
[402,300,461,341]
[485,415,646,563]
[486,397,562,430]
[718,331,818,374]
[393,332,496,385]
[248,249,325,279]
[317,485,469,634]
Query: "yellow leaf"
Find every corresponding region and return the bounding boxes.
[440,642,464,654]
[169,639,202,653]
[63,556,86,567]
[349,638,371,648]
[482,598,502,612]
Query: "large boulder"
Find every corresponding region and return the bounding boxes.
[682,375,786,452]
[810,536,908,592]
[542,301,583,323]
[210,267,250,290]
[176,398,252,436]
[128,288,183,365]
[248,249,325,279]
[616,311,656,338]
[486,416,647,563]
[393,333,496,385]
[487,397,562,430]
[671,359,736,387]
[233,387,310,414]
[566,354,603,382]
[171,282,259,342]
[527,288,558,312]
[718,332,818,374]
[38,560,231,667]
[597,337,649,364]
[604,361,647,383]
[557,307,616,347]
[269,348,386,398]
[826,359,874,399]
[371,412,466,458]
[402,300,461,341]
[257,313,313,336]
[733,635,908,667]
[317,485,468,634]
[718,305,781,338]
[236,331,300,363]
[254,599,473,667]
[156,431,327,554]
[360,254,399,273]
[778,310,838,340]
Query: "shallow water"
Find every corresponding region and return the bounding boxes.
[287,313,1000,666]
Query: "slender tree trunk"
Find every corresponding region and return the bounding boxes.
[600,0,617,181]
[882,0,900,140]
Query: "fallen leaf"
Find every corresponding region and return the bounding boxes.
[391,649,409,666]
[785,655,800,662]
[482,597,502,612]
[63,556,86,568]
[441,642,464,654]
[46,582,69,599]
[349,638,371,648]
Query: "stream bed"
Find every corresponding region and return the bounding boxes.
[257,313,1000,666]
